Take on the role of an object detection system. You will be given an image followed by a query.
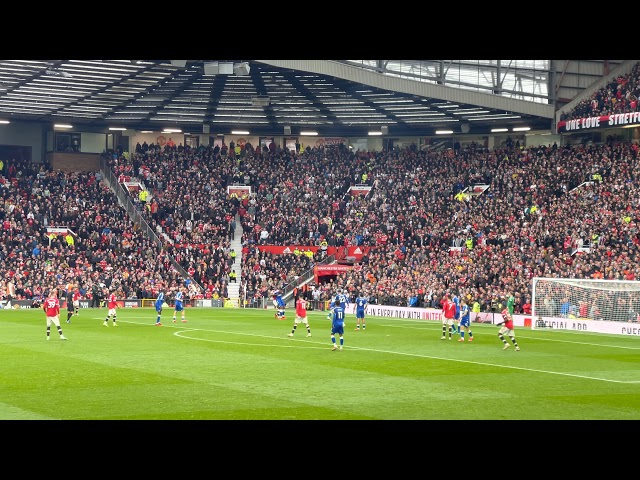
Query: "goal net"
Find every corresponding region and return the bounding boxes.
[531,277,640,328]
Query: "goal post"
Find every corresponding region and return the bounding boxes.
[141,299,156,308]
[531,277,640,328]
[141,298,170,308]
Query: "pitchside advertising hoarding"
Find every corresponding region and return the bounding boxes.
[1,300,132,309]
[3,300,637,336]
[557,112,640,133]
[340,304,640,336]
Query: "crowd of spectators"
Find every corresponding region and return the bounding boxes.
[560,61,640,122]
[2,125,640,318]
[0,158,190,304]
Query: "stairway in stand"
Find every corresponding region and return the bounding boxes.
[226,214,243,305]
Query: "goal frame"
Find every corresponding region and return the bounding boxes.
[141,298,157,308]
[531,277,640,328]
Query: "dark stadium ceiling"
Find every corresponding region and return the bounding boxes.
[0,60,554,137]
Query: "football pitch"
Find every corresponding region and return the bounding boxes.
[0,307,638,420]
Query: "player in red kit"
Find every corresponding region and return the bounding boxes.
[103,287,118,327]
[44,288,67,340]
[496,308,520,351]
[287,295,312,337]
[441,292,457,340]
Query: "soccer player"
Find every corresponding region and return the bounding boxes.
[287,295,312,337]
[336,288,350,310]
[44,288,67,340]
[155,291,165,326]
[65,286,74,323]
[496,308,520,351]
[103,288,118,327]
[354,292,368,331]
[326,294,335,321]
[72,288,81,316]
[331,304,346,351]
[273,290,286,321]
[457,299,474,342]
[441,292,456,340]
[172,288,187,323]
[5,278,15,309]
[452,291,461,334]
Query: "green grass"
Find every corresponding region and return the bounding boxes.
[1,307,639,420]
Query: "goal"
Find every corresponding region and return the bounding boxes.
[531,277,640,327]
[141,298,157,308]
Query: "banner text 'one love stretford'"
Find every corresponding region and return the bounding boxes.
[557,112,640,133]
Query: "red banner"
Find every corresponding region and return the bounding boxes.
[314,264,354,283]
[227,185,251,197]
[557,112,640,133]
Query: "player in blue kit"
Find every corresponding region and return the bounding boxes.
[273,290,286,320]
[326,294,336,321]
[354,292,368,331]
[452,291,461,335]
[155,291,165,326]
[336,288,350,310]
[331,305,346,351]
[172,288,187,323]
[457,298,474,342]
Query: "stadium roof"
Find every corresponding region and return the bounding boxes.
[0,59,578,137]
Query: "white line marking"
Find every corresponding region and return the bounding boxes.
[97,318,640,384]
[381,323,640,350]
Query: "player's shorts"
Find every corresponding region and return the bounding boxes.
[46,314,61,326]
[499,326,515,336]
[174,302,184,312]
[356,309,365,319]
[108,308,117,316]
[460,317,471,328]
[156,306,162,314]
[331,325,344,335]
[442,317,454,325]
[294,315,308,324]
[73,301,79,308]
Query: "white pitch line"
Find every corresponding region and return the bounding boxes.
[381,322,640,350]
[105,318,640,385]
